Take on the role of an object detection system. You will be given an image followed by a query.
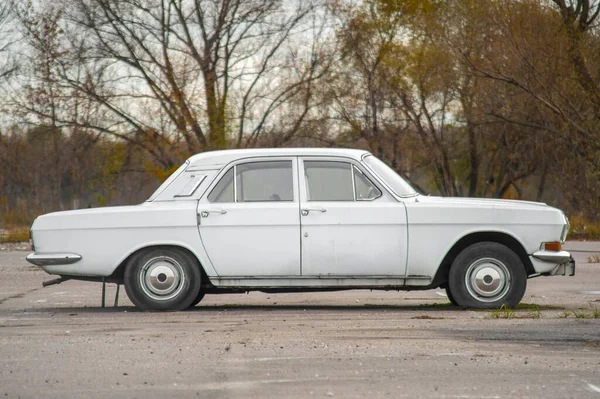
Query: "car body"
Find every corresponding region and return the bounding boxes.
[27,148,575,310]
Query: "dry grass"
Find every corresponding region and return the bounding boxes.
[586,255,600,263]
[569,216,600,240]
[0,227,29,243]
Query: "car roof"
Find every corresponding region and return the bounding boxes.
[186,148,371,169]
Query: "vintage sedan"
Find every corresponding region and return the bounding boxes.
[27,148,574,310]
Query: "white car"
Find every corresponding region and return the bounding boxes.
[27,148,574,310]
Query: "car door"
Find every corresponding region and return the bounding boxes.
[299,158,408,276]
[197,157,301,277]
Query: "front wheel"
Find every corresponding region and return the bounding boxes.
[124,247,202,311]
[188,290,206,309]
[448,242,527,309]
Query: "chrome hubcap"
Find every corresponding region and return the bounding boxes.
[140,256,185,301]
[465,258,510,302]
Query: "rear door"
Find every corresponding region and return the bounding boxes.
[197,157,301,277]
[299,158,408,276]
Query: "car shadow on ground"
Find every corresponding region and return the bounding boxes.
[9,302,463,314]
[9,301,564,314]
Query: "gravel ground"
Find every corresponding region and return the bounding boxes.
[0,242,599,398]
[0,242,30,252]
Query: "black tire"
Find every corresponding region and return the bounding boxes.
[188,290,206,308]
[445,286,459,306]
[448,242,527,309]
[124,247,202,311]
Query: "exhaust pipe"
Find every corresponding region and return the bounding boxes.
[42,277,70,287]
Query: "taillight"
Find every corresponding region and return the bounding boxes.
[29,223,35,252]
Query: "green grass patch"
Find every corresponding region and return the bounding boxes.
[490,305,515,319]
[572,304,600,319]
[490,304,547,319]
[515,302,563,310]
[559,310,571,318]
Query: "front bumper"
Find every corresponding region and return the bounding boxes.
[26,253,82,266]
[532,250,572,263]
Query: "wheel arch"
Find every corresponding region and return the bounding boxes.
[431,231,534,288]
[108,244,210,285]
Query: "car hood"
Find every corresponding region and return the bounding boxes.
[405,195,566,229]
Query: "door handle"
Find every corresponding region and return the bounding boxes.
[199,209,227,218]
[301,207,327,216]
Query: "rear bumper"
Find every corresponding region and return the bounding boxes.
[26,253,82,266]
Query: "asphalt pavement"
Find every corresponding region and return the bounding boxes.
[0,242,599,398]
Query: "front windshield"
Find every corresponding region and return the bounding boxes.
[146,161,189,201]
[362,155,417,197]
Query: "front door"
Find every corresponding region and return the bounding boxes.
[197,158,301,277]
[299,158,408,276]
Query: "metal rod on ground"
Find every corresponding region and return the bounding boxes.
[114,284,120,307]
[101,277,106,308]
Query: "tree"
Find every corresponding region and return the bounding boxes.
[553,0,600,115]
[0,0,17,81]
[46,0,332,169]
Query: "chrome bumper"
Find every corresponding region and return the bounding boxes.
[532,250,572,263]
[26,253,82,266]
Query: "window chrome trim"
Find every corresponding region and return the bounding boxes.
[351,164,357,200]
[233,165,238,203]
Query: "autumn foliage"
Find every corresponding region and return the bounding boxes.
[1,0,599,227]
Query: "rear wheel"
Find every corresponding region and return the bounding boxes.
[124,247,201,311]
[445,286,458,306]
[448,242,526,309]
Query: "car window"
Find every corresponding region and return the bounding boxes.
[235,161,293,202]
[207,168,234,203]
[208,161,293,203]
[353,166,381,200]
[175,175,206,197]
[305,161,354,201]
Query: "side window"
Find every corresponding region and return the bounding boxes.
[236,161,293,202]
[207,168,234,203]
[353,166,381,200]
[305,161,354,201]
[175,175,206,197]
[207,161,293,203]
